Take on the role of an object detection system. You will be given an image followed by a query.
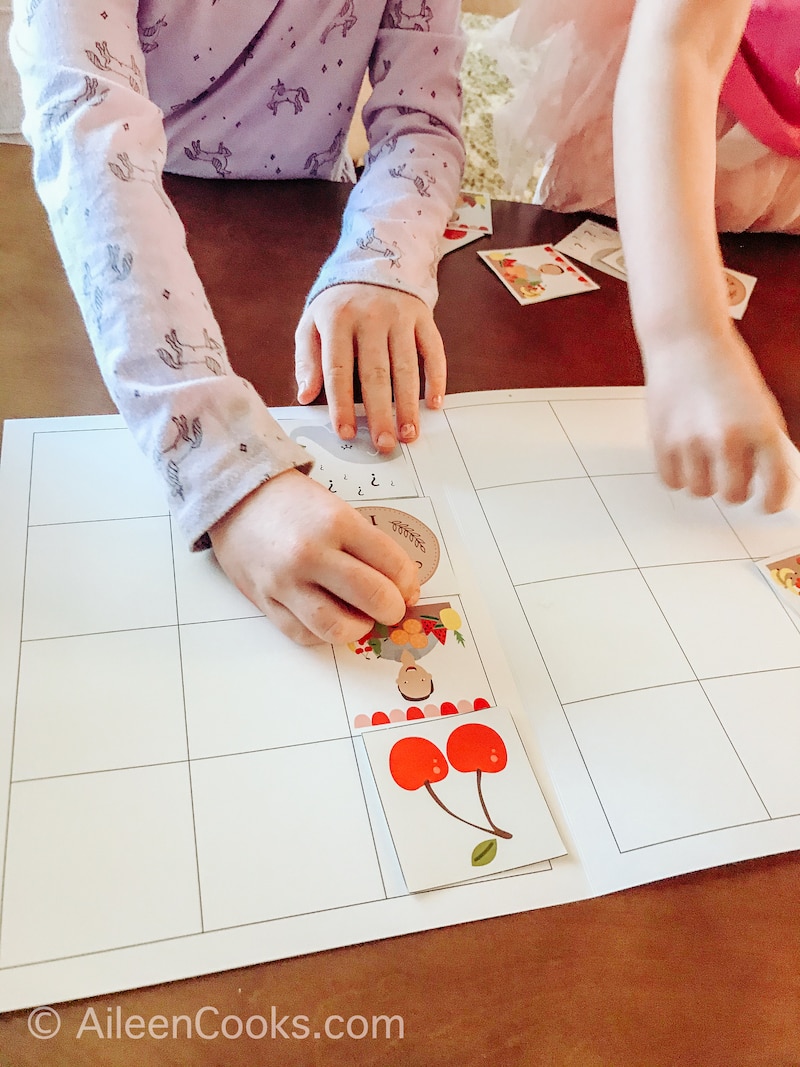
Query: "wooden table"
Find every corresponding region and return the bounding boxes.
[1,141,799,1066]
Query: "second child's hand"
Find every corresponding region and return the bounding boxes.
[644,329,790,512]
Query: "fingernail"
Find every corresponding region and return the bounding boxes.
[377,432,396,451]
[297,379,307,399]
[430,395,443,409]
[400,423,417,441]
[339,424,356,440]
[406,589,420,607]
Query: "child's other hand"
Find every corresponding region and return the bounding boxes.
[208,470,420,646]
[645,331,790,513]
[294,283,446,454]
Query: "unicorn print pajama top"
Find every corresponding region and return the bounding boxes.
[11,0,466,547]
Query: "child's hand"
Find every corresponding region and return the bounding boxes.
[294,283,446,453]
[208,469,421,645]
[645,331,790,512]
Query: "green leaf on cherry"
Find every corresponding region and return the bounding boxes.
[471,838,498,867]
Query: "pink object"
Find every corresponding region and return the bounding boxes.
[721,0,800,159]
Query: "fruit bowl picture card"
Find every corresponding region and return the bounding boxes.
[440,190,493,257]
[759,546,800,616]
[478,246,600,305]
[447,190,493,235]
[363,707,566,893]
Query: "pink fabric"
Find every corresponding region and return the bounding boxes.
[721,0,800,159]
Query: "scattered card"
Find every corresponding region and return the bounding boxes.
[439,190,493,256]
[759,547,800,616]
[439,227,485,256]
[554,220,625,280]
[556,220,758,318]
[447,190,493,235]
[478,245,600,305]
[599,247,627,276]
[724,267,757,321]
[363,706,566,892]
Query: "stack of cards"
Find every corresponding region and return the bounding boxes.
[554,219,757,320]
[439,191,493,256]
[478,245,600,306]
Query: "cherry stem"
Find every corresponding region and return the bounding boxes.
[475,769,512,840]
[423,781,497,837]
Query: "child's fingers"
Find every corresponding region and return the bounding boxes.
[717,433,756,506]
[684,440,713,498]
[416,314,446,410]
[355,322,396,453]
[656,443,685,493]
[341,512,421,609]
[320,315,358,441]
[759,437,792,514]
[388,323,421,443]
[294,312,324,404]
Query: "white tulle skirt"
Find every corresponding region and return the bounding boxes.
[484,0,800,233]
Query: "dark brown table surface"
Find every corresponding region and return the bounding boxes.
[1,141,799,1066]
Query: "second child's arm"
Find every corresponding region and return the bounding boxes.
[613,0,790,510]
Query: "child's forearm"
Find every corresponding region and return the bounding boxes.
[613,0,752,361]
[309,1,466,312]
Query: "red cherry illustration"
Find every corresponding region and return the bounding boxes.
[446,723,512,840]
[388,734,509,838]
[446,723,507,774]
[389,736,448,791]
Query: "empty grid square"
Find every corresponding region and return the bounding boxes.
[566,683,768,851]
[181,617,348,758]
[191,742,385,930]
[14,627,187,780]
[517,570,694,704]
[0,764,201,966]
[550,398,656,476]
[29,428,167,526]
[593,474,749,567]
[446,403,585,490]
[703,670,800,818]
[643,561,800,679]
[479,479,634,585]
[22,518,177,640]
[715,474,800,559]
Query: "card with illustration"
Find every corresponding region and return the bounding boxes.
[334,596,495,731]
[724,268,757,321]
[363,706,566,892]
[479,246,600,305]
[279,415,420,500]
[439,227,485,256]
[554,220,625,281]
[600,247,627,276]
[759,546,800,616]
[556,220,757,318]
[354,498,457,599]
[447,191,493,235]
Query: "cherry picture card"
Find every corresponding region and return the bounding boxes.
[363,707,566,893]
